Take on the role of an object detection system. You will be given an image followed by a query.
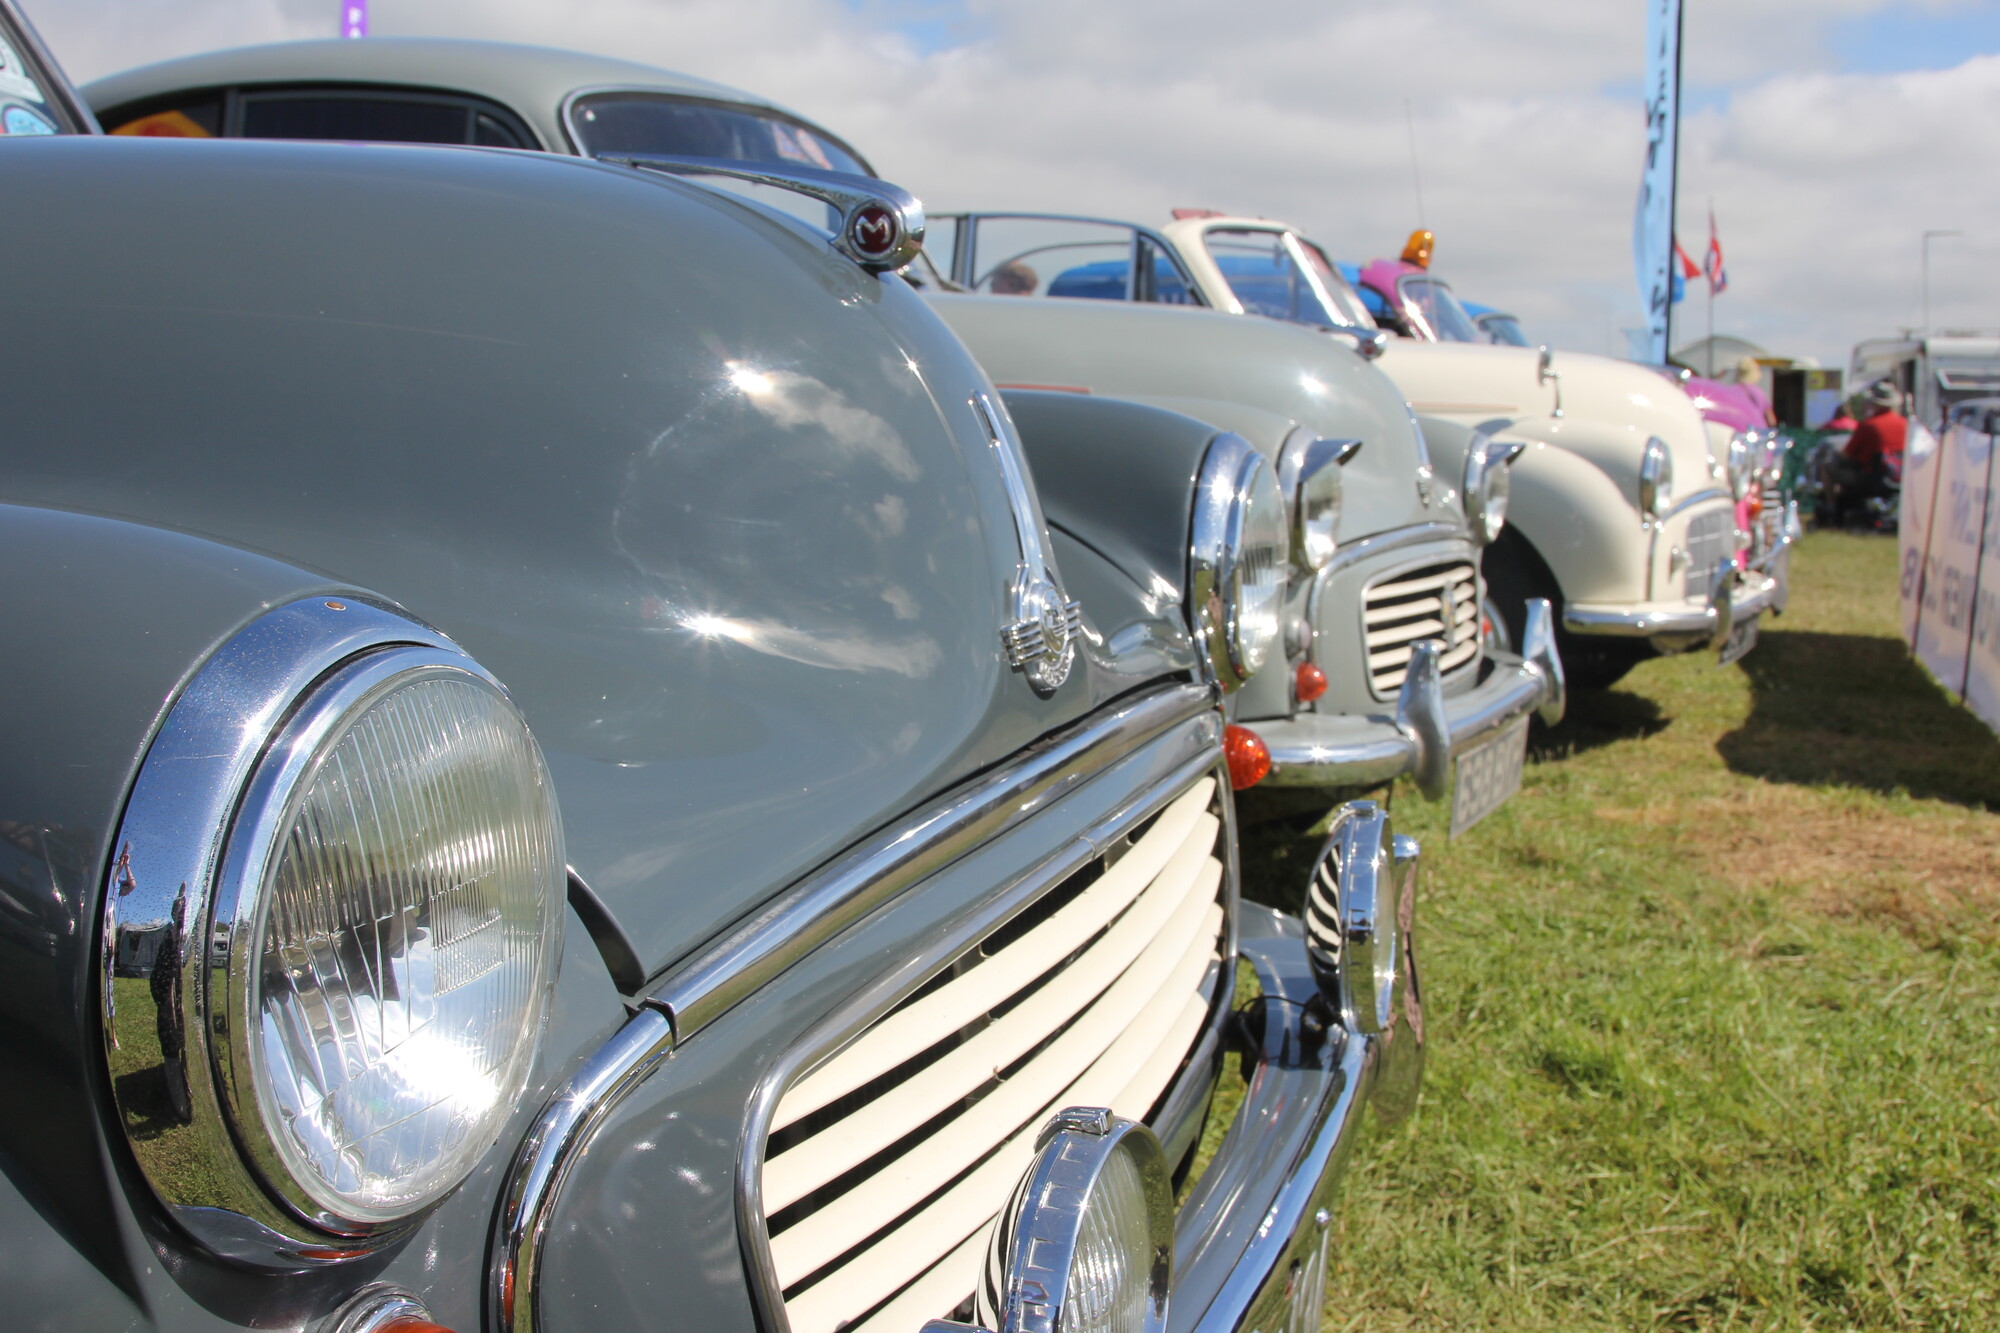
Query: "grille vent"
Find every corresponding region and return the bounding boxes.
[759,777,1228,1333]
[1683,508,1736,597]
[1363,561,1480,695]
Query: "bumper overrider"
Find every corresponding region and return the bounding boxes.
[925,802,1424,1333]
[1256,598,1566,795]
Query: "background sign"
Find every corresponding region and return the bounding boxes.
[1901,416,2000,734]
[1632,0,1683,365]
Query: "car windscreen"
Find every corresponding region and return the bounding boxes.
[0,17,71,134]
[1397,275,1482,343]
[1294,239,1378,329]
[1479,313,1531,347]
[567,92,869,176]
[1204,229,1340,326]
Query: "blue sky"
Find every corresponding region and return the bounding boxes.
[1830,2,2000,73]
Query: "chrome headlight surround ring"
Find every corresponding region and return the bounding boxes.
[973,1108,1174,1333]
[1726,430,1755,502]
[1460,430,1526,547]
[98,596,561,1267]
[1189,433,1287,692]
[1277,428,1362,573]
[1638,436,1674,525]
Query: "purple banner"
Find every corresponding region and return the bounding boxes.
[341,0,367,38]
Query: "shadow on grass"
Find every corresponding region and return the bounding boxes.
[1717,628,2000,810]
[1530,687,1668,762]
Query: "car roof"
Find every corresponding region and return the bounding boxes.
[83,37,796,153]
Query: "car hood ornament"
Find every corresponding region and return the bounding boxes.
[975,393,1083,694]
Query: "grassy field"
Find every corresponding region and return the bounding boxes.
[1241,531,2000,1331]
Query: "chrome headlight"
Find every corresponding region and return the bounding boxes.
[104,598,565,1263]
[1726,431,1754,500]
[1460,430,1525,546]
[1277,429,1361,571]
[1639,436,1674,521]
[1190,434,1287,691]
[974,1108,1173,1333]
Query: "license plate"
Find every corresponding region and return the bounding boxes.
[1449,715,1528,838]
[1718,614,1760,666]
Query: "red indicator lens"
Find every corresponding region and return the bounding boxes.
[1294,662,1328,704]
[1223,725,1272,790]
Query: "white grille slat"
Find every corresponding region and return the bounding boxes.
[778,913,1224,1333]
[1683,509,1735,598]
[772,779,1217,1133]
[1363,559,1482,696]
[761,812,1221,1212]
[768,880,1222,1282]
[848,985,1217,1333]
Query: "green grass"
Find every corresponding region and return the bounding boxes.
[1238,532,2000,1331]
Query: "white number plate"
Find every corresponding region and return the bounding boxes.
[1718,614,1760,666]
[1449,715,1529,838]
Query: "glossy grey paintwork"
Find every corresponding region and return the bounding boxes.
[0,134,1217,1327]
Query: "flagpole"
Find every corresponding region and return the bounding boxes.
[1705,196,1715,375]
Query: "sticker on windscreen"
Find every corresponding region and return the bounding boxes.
[0,37,45,104]
[2,104,55,135]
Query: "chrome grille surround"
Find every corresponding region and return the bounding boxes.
[1361,559,1482,698]
[1683,507,1736,598]
[741,762,1237,1333]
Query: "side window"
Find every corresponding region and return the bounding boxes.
[966,217,1139,300]
[104,88,536,148]
[240,93,475,145]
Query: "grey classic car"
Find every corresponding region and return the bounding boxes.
[87,40,1562,827]
[7,22,1424,1333]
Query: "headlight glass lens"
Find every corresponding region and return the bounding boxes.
[1229,455,1287,677]
[1727,432,1753,500]
[1295,462,1341,570]
[1460,431,1514,545]
[251,668,564,1224]
[1062,1147,1155,1333]
[1639,437,1674,519]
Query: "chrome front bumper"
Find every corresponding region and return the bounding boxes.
[1167,901,1415,1333]
[1257,598,1564,794]
[1565,500,1797,651]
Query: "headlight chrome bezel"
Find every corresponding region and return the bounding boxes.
[1726,430,1756,501]
[100,596,565,1266]
[1639,436,1674,523]
[1460,430,1525,546]
[1190,434,1288,692]
[1276,429,1362,573]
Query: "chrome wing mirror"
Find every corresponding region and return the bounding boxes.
[601,152,926,274]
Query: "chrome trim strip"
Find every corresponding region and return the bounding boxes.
[648,682,1213,1040]
[100,595,458,1268]
[736,738,1236,1333]
[488,1006,676,1333]
[1315,522,1464,579]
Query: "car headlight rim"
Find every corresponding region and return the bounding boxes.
[1639,436,1674,522]
[1190,434,1287,692]
[1726,431,1754,501]
[1277,429,1357,573]
[100,596,565,1265]
[1460,430,1518,546]
[211,647,565,1232]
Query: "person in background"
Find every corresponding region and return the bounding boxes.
[1734,356,1778,427]
[989,260,1038,295]
[1827,380,1906,524]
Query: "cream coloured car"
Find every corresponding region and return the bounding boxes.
[933,211,1785,687]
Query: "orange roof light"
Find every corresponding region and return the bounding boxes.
[1223,725,1272,790]
[1400,229,1435,269]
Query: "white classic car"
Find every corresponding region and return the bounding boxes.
[929,211,1788,687]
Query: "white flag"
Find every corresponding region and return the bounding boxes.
[1632,0,1683,365]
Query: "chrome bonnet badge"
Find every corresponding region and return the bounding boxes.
[975,393,1083,694]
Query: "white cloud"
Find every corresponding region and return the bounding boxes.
[30,0,1999,371]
